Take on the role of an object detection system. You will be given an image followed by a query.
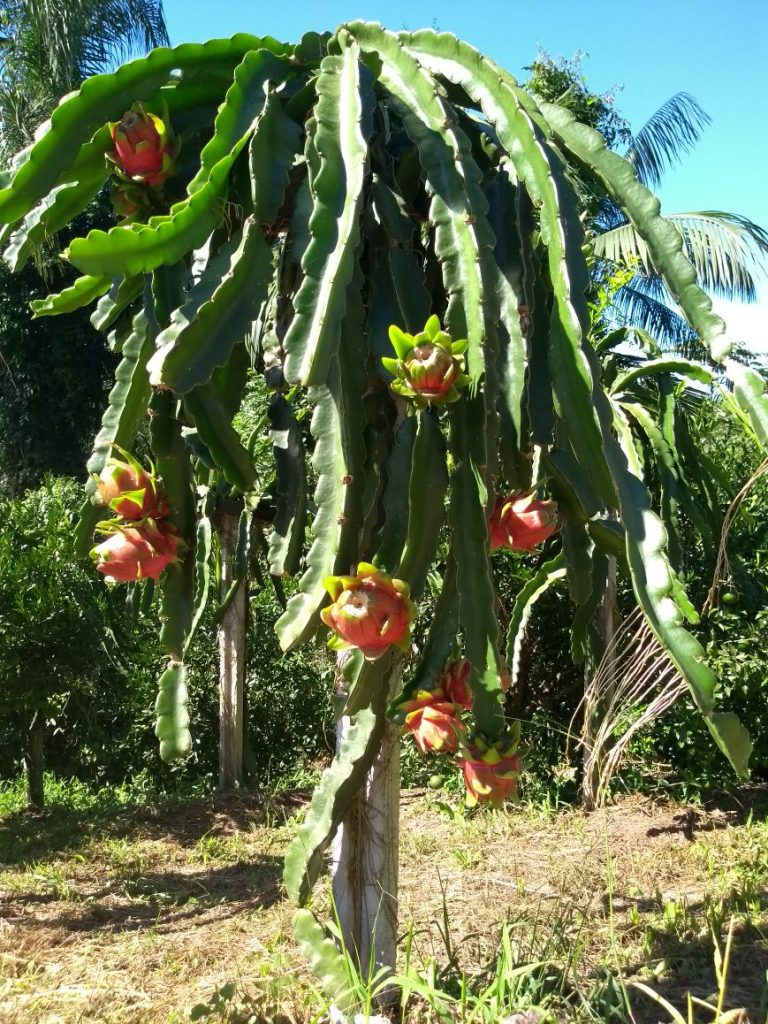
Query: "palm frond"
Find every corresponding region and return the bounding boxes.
[77,0,169,80]
[612,281,707,359]
[672,211,768,301]
[0,0,168,159]
[624,92,711,189]
[594,211,768,302]
[577,608,687,808]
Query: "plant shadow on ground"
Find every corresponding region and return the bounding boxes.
[1,783,767,1023]
[0,784,306,867]
[4,858,284,931]
[629,920,768,1024]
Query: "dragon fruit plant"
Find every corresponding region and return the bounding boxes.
[0,19,758,994]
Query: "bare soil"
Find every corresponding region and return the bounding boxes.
[1,788,766,1023]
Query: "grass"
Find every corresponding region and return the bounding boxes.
[0,776,767,1023]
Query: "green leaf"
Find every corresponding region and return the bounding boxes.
[484,164,528,483]
[571,551,609,665]
[66,50,292,278]
[30,274,112,318]
[217,508,251,619]
[399,30,615,505]
[267,394,307,577]
[150,391,196,661]
[449,398,505,739]
[283,43,373,386]
[725,359,768,452]
[561,519,594,606]
[81,308,153,511]
[391,554,459,712]
[91,276,143,333]
[367,246,431,381]
[610,358,713,395]
[505,554,567,684]
[397,411,449,599]
[4,172,105,272]
[283,705,385,904]
[375,416,417,575]
[248,86,303,224]
[183,385,257,493]
[185,517,212,656]
[541,101,733,362]
[293,911,358,1011]
[545,447,603,522]
[275,348,366,651]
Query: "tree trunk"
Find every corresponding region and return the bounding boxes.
[582,554,618,809]
[24,709,45,810]
[331,660,402,1006]
[217,509,247,791]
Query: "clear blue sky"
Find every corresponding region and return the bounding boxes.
[162,0,768,346]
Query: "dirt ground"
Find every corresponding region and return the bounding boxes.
[1,788,767,1023]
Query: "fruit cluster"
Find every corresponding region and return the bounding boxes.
[400,660,519,806]
[90,450,181,583]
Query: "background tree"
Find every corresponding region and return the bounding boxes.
[0,478,107,806]
[0,0,169,160]
[526,53,768,354]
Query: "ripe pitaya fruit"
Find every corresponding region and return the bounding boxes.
[460,735,522,806]
[439,659,511,711]
[401,690,465,754]
[96,451,168,521]
[489,491,558,552]
[321,562,415,660]
[108,103,176,188]
[91,523,180,582]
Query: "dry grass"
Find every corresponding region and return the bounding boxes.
[1,787,767,1023]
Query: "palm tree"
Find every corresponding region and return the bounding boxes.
[590,92,768,357]
[526,58,768,358]
[0,0,168,162]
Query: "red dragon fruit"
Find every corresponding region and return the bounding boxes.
[460,735,522,806]
[96,451,168,521]
[320,562,415,660]
[439,659,511,711]
[91,523,180,582]
[489,491,559,552]
[401,690,465,754]
[108,104,176,189]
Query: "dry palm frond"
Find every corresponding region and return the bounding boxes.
[703,455,768,615]
[574,608,687,809]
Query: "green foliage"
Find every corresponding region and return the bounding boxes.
[0,254,116,494]
[524,51,629,149]
[0,20,762,938]
[0,477,105,714]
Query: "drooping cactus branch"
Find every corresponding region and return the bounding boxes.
[0,19,760,992]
